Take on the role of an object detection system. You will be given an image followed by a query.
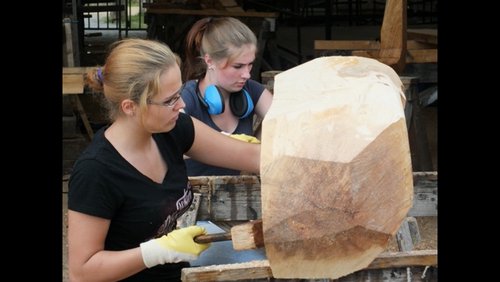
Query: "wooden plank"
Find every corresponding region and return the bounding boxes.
[63,74,84,95]
[63,67,90,74]
[190,172,437,221]
[218,0,244,12]
[352,49,437,63]
[181,250,437,281]
[224,7,245,12]
[407,28,438,45]
[314,40,434,51]
[338,265,437,282]
[182,260,272,282]
[63,18,74,67]
[145,8,278,18]
[419,86,438,107]
[395,217,420,251]
[190,175,262,221]
[405,49,437,63]
[218,0,239,7]
[408,172,437,217]
[378,0,407,71]
[177,193,201,228]
[407,40,437,50]
[314,40,381,51]
[366,250,437,269]
[70,96,94,140]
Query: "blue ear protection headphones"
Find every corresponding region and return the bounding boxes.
[196,80,254,119]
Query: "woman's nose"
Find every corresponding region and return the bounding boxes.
[242,67,251,79]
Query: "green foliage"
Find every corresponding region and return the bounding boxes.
[100,0,147,29]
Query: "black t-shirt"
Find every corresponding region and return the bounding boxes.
[68,113,195,281]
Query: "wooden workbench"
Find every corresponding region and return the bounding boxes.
[182,172,437,281]
[62,67,94,140]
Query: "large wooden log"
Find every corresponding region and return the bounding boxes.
[260,56,413,279]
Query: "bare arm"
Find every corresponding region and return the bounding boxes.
[252,87,273,139]
[68,210,146,282]
[254,87,273,119]
[186,117,260,173]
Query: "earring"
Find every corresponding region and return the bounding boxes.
[208,66,214,71]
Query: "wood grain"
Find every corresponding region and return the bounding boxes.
[181,250,437,281]
[260,56,413,279]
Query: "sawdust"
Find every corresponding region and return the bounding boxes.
[386,216,437,252]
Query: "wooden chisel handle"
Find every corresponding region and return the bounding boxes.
[193,219,263,250]
[194,232,232,244]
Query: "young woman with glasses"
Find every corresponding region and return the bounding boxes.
[67,38,260,282]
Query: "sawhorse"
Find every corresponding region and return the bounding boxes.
[63,67,94,140]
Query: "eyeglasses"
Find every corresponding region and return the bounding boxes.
[147,94,181,108]
[147,84,184,108]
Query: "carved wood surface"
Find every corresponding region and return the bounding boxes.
[260,56,414,279]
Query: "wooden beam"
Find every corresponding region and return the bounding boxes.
[407,28,438,45]
[181,250,437,281]
[182,260,272,282]
[177,193,201,228]
[218,0,244,12]
[408,171,437,217]
[314,40,381,51]
[145,7,278,18]
[190,175,262,221]
[405,49,437,63]
[70,95,94,139]
[352,49,437,63]
[63,67,90,74]
[395,217,420,251]
[189,173,437,221]
[314,40,435,51]
[366,250,437,269]
[418,86,438,107]
[379,0,407,72]
[63,74,84,95]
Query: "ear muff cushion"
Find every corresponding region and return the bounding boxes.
[204,85,225,115]
[230,89,254,119]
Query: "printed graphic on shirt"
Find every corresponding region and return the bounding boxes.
[154,182,193,238]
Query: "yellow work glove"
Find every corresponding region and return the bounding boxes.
[229,133,261,144]
[140,226,210,268]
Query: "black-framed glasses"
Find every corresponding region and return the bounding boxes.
[147,84,184,108]
[147,94,181,108]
